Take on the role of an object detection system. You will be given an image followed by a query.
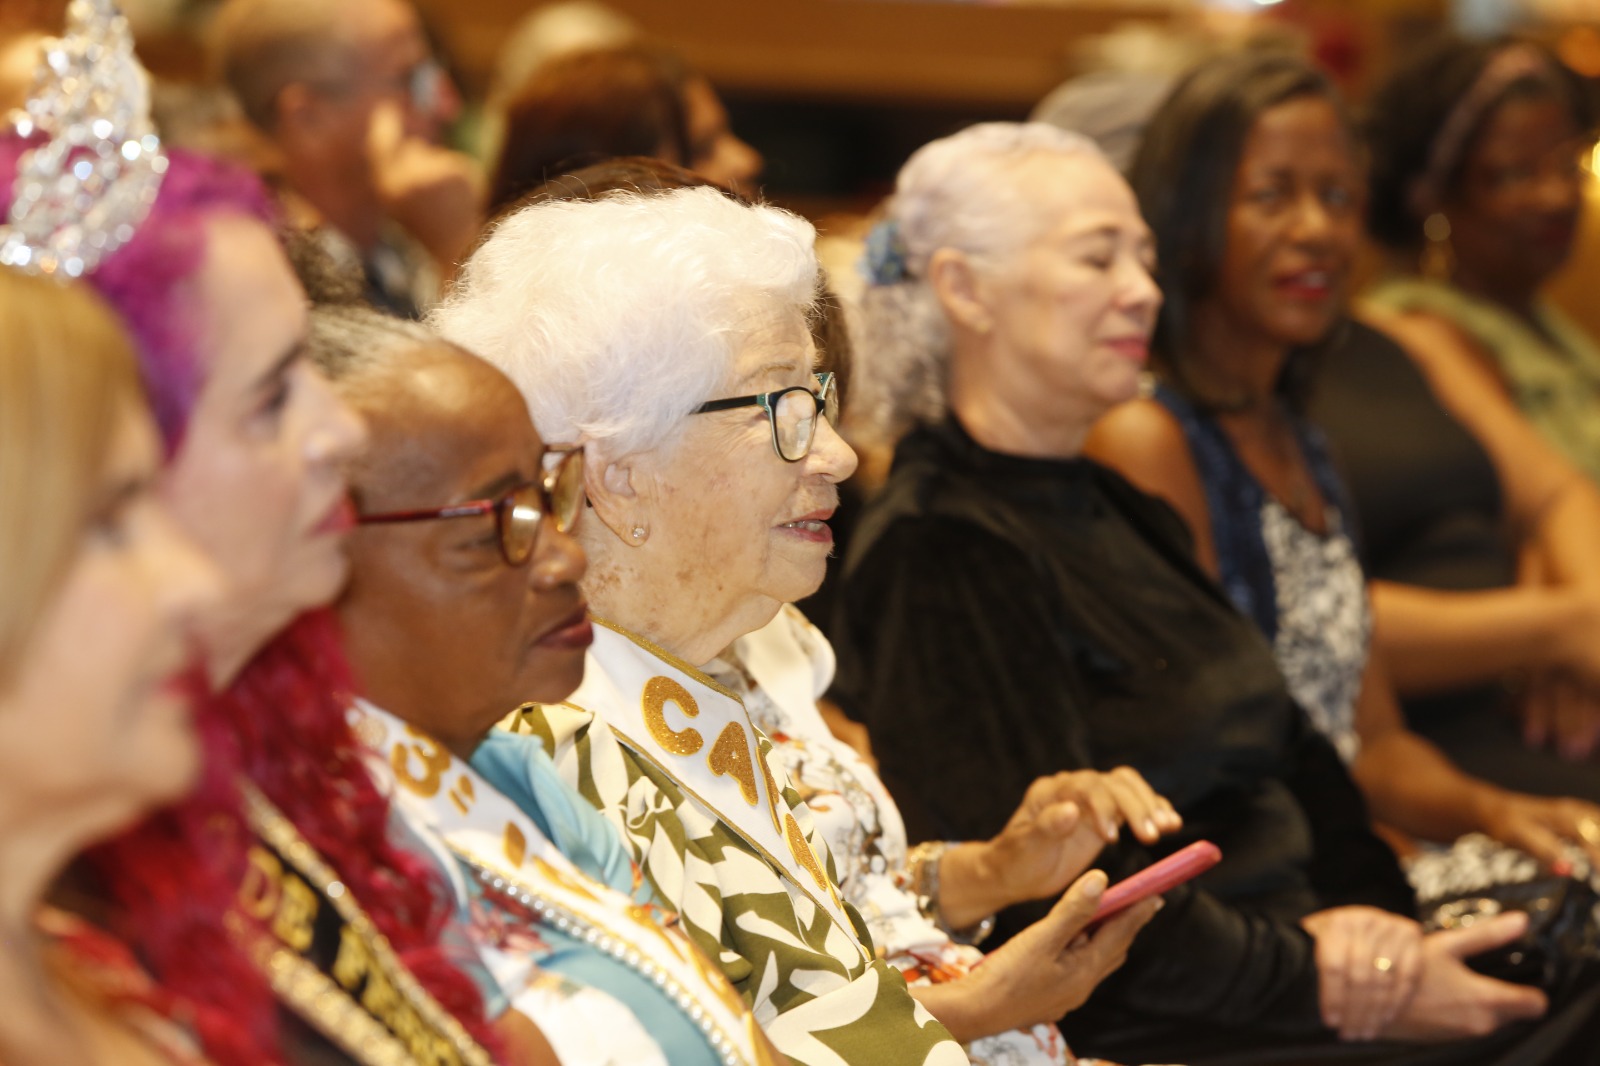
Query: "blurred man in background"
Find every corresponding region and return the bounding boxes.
[213,0,480,316]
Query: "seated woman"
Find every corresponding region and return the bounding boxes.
[0,270,250,1063]
[828,121,1589,1064]
[1085,54,1600,883]
[311,302,777,1066]
[1,10,504,1058]
[1364,36,1600,484]
[1354,38,1600,773]
[433,184,1160,1065]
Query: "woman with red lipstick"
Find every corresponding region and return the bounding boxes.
[830,119,1600,1063]
[1365,37,1600,484]
[1083,47,1600,1059]
[1089,50,1600,852]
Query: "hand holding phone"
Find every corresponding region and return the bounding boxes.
[1090,840,1221,926]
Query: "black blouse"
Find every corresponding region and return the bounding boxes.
[831,416,1413,1061]
[1307,320,1515,740]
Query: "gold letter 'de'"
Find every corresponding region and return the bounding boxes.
[643,676,704,755]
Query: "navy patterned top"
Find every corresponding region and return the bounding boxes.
[1155,384,1370,762]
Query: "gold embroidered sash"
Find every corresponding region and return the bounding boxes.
[575,621,860,938]
[232,782,494,1066]
[350,700,773,1066]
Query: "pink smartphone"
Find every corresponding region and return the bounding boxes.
[1089,841,1222,925]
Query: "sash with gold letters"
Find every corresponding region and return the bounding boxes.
[349,700,773,1066]
[232,782,495,1066]
[577,620,861,938]
[501,620,967,1066]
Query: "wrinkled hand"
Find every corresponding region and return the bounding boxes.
[979,769,1181,912]
[957,871,1159,1037]
[366,99,483,270]
[1481,790,1600,873]
[1378,911,1548,1042]
[1521,670,1600,761]
[1302,906,1425,1041]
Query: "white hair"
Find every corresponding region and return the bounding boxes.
[855,122,1104,443]
[431,186,820,460]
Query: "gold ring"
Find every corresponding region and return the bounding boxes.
[1373,956,1393,973]
[1579,818,1600,847]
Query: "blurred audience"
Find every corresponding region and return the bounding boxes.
[1031,71,1176,175]
[1349,40,1600,778]
[478,0,639,163]
[1364,36,1600,482]
[488,44,761,216]
[210,0,478,317]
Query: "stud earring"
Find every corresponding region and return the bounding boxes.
[631,526,646,541]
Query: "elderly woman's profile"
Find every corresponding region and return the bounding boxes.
[433,181,1167,1066]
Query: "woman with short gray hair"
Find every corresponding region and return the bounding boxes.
[433,186,967,1066]
[852,122,1106,446]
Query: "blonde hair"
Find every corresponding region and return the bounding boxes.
[0,272,144,681]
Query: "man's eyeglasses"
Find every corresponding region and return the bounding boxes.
[357,445,585,566]
[309,56,446,115]
[690,372,838,462]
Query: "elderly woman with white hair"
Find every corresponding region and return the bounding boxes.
[432,184,1165,1066]
[830,122,1578,1065]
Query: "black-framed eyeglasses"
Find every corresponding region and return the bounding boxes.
[690,372,838,462]
[357,445,585,566]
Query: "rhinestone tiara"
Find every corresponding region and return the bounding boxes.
[0,0,167,279]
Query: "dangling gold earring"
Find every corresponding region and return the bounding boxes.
[1421,212,1455,282]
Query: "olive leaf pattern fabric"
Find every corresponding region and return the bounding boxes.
[710,607,1072,1066]
[494,624,966,1066]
